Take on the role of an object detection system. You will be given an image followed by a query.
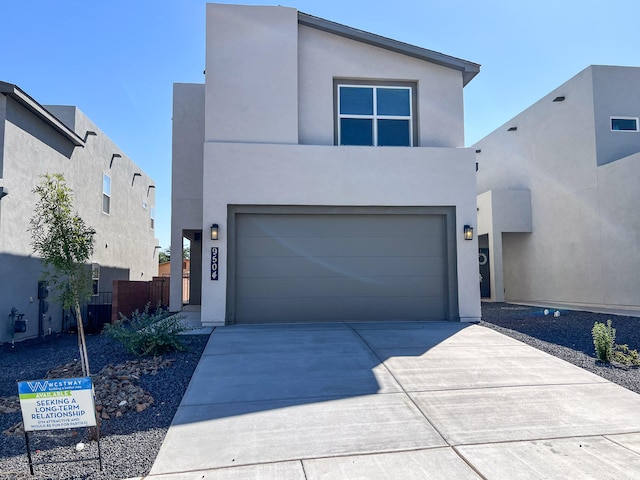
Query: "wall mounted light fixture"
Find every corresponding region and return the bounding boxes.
[464,225,474,240]
[210,224,219,241]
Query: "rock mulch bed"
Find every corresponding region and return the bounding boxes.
[481,302,640,394]
[0,332,208,479]
[1,356,173,437]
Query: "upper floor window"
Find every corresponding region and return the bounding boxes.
[336,83,415,147]
[102,174,111,214]
[611,117,638,132]
[150,207,155,230]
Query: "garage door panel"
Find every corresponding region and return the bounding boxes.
[237,235,444,259]
[237,256,446,279]
[237,275,445,300]
[236,297,446,323]
[238,214,444,238]
[232,212,450,323]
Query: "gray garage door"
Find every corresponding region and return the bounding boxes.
[232,213,448,323]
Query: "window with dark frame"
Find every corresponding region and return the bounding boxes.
[611,117,639,131]
[91,264,100,296]
[337,83,414,146]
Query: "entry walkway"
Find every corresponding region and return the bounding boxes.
[147,322,640,479]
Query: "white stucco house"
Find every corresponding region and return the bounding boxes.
[0,81,158,343]
[171,3,482,325]
[475,65,640,315]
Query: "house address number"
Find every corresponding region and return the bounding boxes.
[211,247,218,281]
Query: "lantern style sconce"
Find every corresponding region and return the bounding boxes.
[464,225,474,240]
[210,224,219,241]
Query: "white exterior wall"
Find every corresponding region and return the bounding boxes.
[0,99,157,342]
[475,65,640,313]
[171,3,481,324]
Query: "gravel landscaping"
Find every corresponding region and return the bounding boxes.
[1,304,639,479]
[0,331,208,480]
[480,302,640,394]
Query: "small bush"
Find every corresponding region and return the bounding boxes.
[592,319,616,362]
[103,304,191,356]
[612,344,640,366]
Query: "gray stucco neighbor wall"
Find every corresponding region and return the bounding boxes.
[475,65,640,314]
[0,89,158,343]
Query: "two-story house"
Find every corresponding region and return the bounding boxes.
[475,65,640,315]
[0,81,158,343]
[171,3,481,325]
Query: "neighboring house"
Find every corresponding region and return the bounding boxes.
[475,65,640,315]
[0,81,159,343]
[158,259,190,304]
[171,3,482,325]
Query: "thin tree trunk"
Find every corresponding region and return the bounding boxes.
[75,302,91,377]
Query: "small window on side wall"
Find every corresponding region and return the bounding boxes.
[102,174,111,214]
[150,207,155,230]
[611,117,639,132]
[91,264,100,296]
[336,82,415,147]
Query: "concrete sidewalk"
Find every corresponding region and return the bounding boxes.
[146,322,640,479]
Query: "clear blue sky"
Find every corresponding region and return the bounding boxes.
[2,0,639,249]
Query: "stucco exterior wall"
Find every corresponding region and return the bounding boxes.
[592,66,640,166]
[205,4,299,144]
[298,26,465,148]
[201,143,480,324]
[170,83,205,310]
[0,98,157,343]
[475,65,640,313]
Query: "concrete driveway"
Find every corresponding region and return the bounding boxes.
[147,322,640,479]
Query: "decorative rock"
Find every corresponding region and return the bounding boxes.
[1,354,171,436]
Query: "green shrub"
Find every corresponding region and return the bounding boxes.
[592,320,616,362]
[612,344,640,366]
[103,304,191,356]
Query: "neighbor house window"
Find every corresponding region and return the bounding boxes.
[611,117,639,131]
[91,264,100,296]
[336,83,415,146]
[150,207,155,230]
[102,174,111,214]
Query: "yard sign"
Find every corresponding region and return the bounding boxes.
[17,377,97,432]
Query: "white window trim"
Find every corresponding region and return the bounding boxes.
[102,173,111,215]
[337,84,414,146]
[610,116,639,132]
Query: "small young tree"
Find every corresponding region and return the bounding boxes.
[29,173,95,377]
